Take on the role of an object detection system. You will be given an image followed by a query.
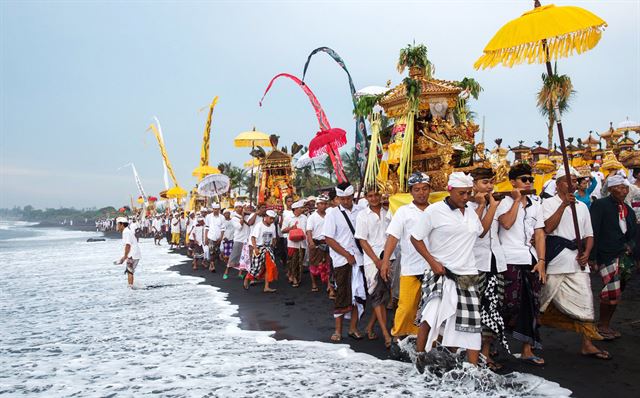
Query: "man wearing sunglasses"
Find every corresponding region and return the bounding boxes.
[495,163,547,366]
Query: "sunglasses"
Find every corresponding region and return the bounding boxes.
[518,176,535,183]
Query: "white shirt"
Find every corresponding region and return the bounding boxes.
[251,221,276,246]
[283,214,307,249]
[385,202,427,276]
[542,195,593,274]
[306,211,326,240]
[205,213,225,241]
[186,217,196,238]
[189,225,206,246]
[222,219,234,240]
[468,201,507,273]
[122,226,141,260]
[411,200,482,275]
[496,195,545,264]
[354,206,389,266]
[591,171,604,199]
[322,205,364,268]
[542,179,556,198]
[170,217,181,233]
[281,209,294,238]
[180,218,186,231]
[231,212,250,243]
[152,219,162,232]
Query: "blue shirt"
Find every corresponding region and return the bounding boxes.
[575,178,597,208]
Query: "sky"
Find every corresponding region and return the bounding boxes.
[1,0,639,209]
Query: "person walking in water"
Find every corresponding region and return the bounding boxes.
[115,216,141,288]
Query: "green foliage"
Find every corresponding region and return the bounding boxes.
[0,205,116,223]
[536,63,576,148]
[403,77,421,112]
[217,161,249,194]
[354,95,383,118]
[397,43,434,78]
[455,77,483,100]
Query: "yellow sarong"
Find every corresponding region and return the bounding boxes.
[391,275,423,337]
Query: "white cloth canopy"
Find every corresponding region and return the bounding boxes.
[294,151,328,169]
[197,173,231,196]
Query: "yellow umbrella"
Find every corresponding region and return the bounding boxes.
[474,3,606,69]
[192,164,221,177]
[243,158,261,168]
[166,185,187,199]
[474,0,607,255]
[234,127,271,204]
[233,127,272,148]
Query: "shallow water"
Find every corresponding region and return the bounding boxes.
[0,223,571,397]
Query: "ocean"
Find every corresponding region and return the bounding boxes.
[0,221,571,397]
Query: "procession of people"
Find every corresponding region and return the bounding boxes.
[111,161,639,373]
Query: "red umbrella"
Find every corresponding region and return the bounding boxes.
[309,128,348,182]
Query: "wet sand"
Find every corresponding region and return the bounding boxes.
[167,247,640,398]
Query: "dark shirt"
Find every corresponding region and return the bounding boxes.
[590,195,637,264]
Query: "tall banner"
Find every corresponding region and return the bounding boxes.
[302,47,368,178]
[147,122,180,187]
[199,96,219,172]
[118,163,147,201]
[152,116,170,190]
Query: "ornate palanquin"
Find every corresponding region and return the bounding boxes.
[258,149,295,205]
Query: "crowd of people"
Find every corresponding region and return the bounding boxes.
[111,164,640,372]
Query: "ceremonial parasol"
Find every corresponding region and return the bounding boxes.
[166,185,187,199]
[474,0,607,255]
[243,158,261,168]
[192,165,221,178]
[198,173,231,196]
[616,117,640,134]
[309,128,348,182]
[234,128,271,204]
[355,86,390,98]
[295,151,328,169]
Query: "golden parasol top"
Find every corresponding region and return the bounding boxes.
[234,127,272,148]
[192,164,221,177]
[474,3,607,70]
[166,185,187,199]
[243,158,261,168]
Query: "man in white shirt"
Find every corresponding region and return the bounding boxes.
[115,217,141,287]
[591,163,604,200]
[322,182,365,342]
[170,214,181,249]
[282,200,307,287]
[468,167,508,370]
[221,209,235,278]
[152,215,163,245]
[355,187,392,348]
[411,172,484,369]
[189,217,207,270]
[540,166,610,360]
[205,204,225,272]
[246,210,278,292]
[381,172,431,340]
[496,163,546,366]
[306,194,331,295]
[225,202,249,278]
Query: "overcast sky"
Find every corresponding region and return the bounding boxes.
[1,0,639,209]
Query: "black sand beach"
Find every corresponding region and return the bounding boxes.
[168,248,640,398]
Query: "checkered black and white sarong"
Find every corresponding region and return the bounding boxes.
[478,272,510,352]
[416,269,482,333]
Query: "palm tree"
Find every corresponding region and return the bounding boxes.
[315,155,334,183]
[341,148,361,184]
[217,162,248,194]
[536,64,576,149]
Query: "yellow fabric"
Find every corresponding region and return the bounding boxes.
[364,113,382,190]
[148,123,180,187]
[243,158,260,168]
[540,303,603,340]
[197,96,219,181]
[377,160,389,183]
[171,233,180,244]
[192,165,221,177]
[388,191,449,214]
[234,129,272,148]
[398,111,415,192]
[166,186,187,199]
[392,276,423,337]
[474,4,607,69]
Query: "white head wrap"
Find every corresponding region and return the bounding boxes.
[316,194,329,203]
[607,174,630,188]
[335,184,355,197]
[555,166,580,180]
[116,217,128,224]
[447,172,474,189]
[211,203,221,209]
[265,210,277,218]
[292,200,306,209]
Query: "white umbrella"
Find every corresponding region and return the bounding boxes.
[617,117,640,132]
[197,173,231,196]
[355,86,390,98]
[295,151,328,169]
